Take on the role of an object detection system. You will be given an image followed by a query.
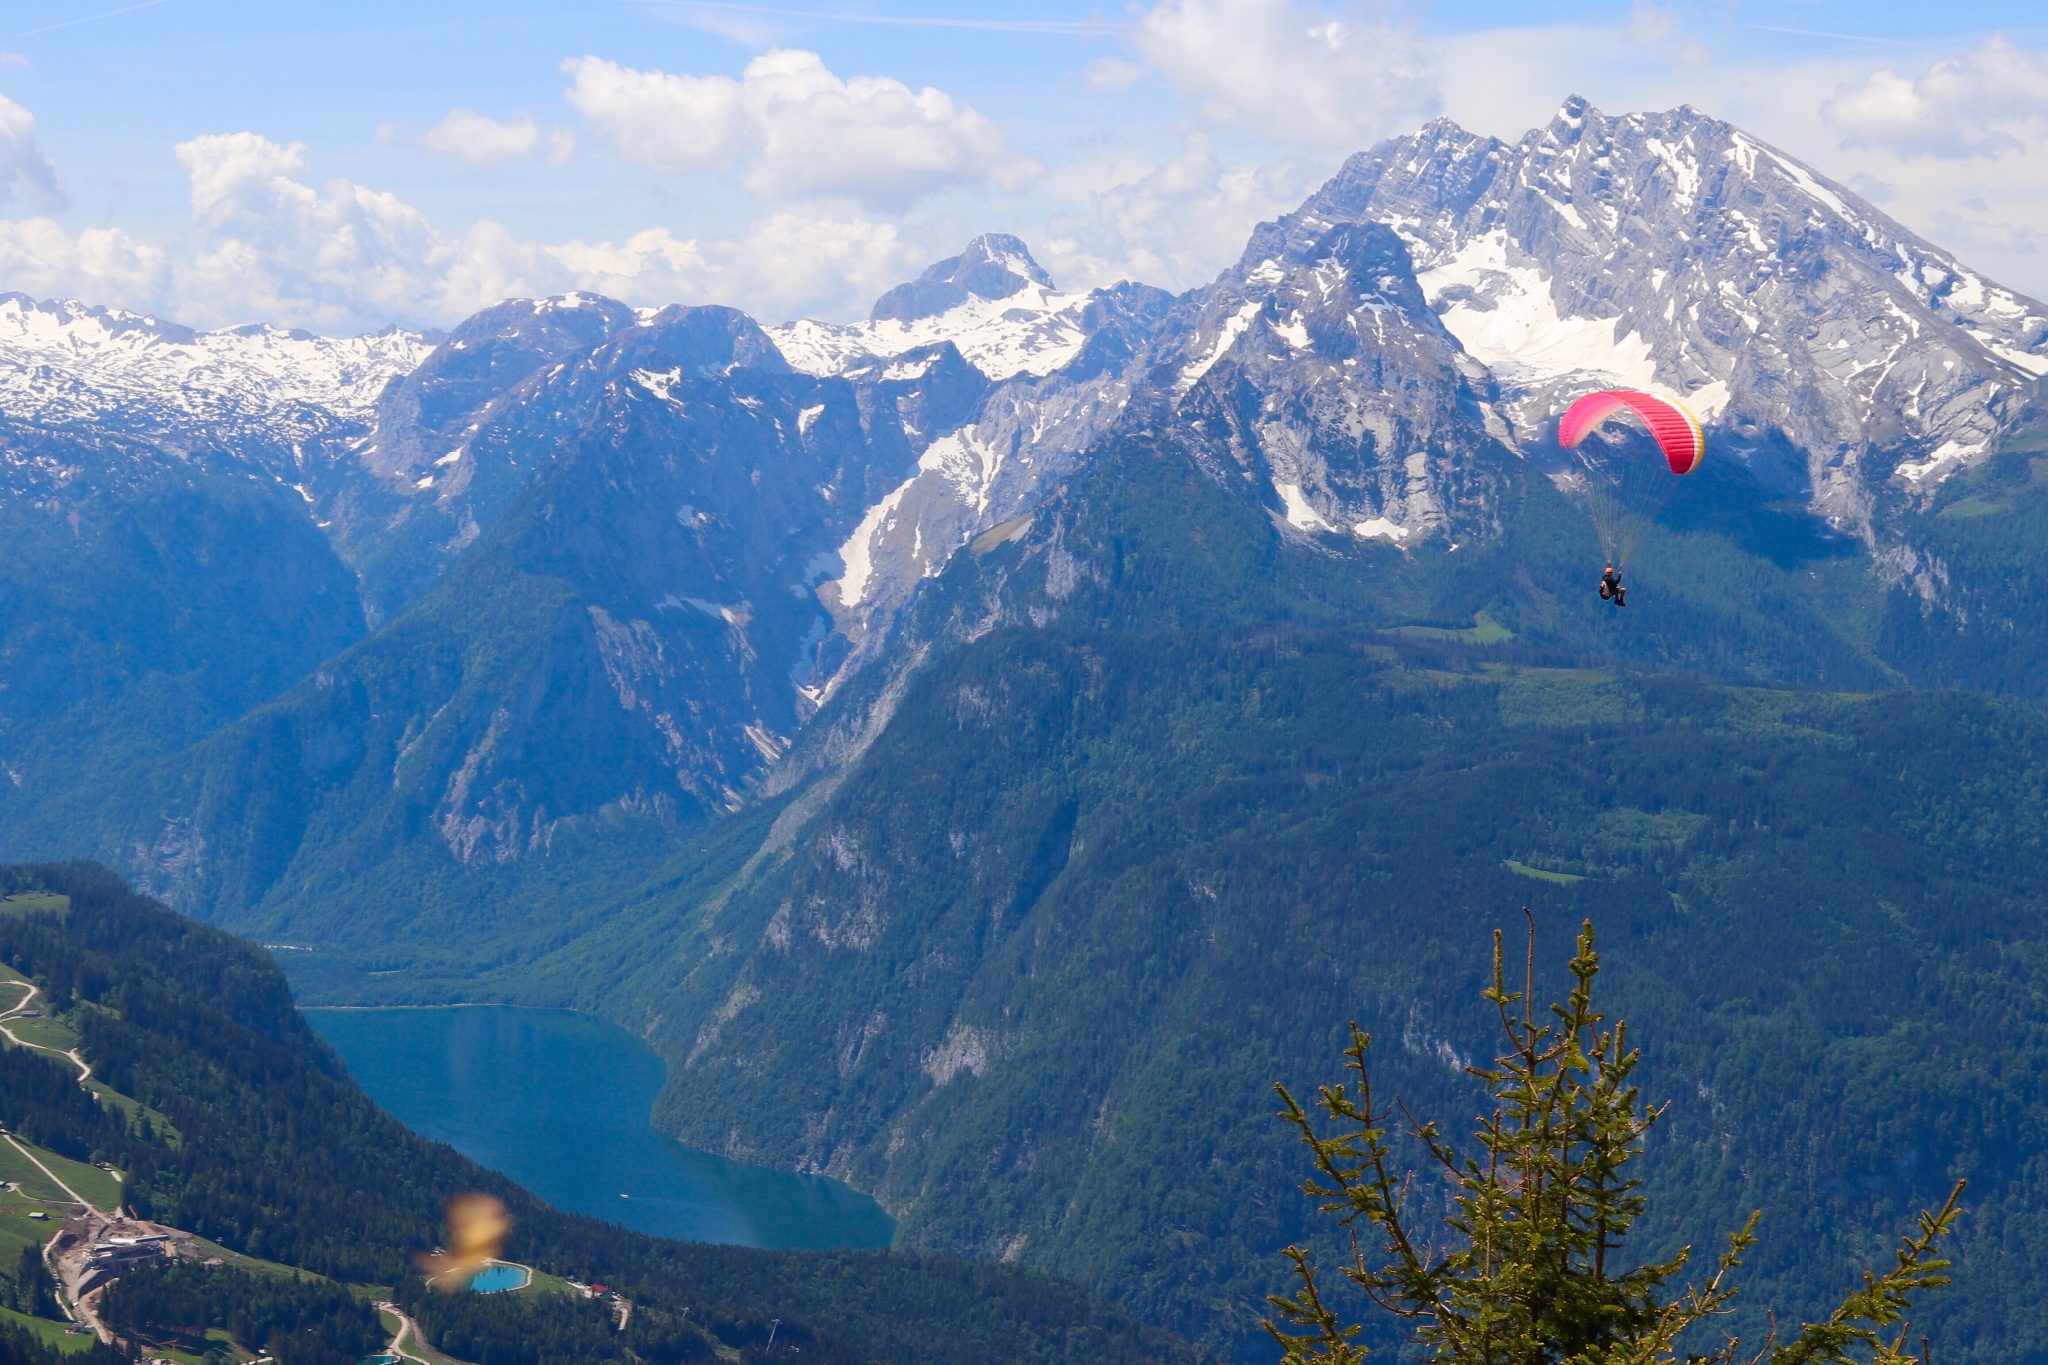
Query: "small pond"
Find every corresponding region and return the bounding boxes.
[469,1264,528,1293]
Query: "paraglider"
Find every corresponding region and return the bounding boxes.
[1598,563,1625,607]
[1557,389,1704,604]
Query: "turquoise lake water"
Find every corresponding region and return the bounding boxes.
[304,1005,894,1251]
[468,1264,526,1293]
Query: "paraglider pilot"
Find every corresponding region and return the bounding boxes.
[1559,389,1705,614]
[1598,564,1626,607]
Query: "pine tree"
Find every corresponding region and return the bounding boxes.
[1267,917,1962,1365]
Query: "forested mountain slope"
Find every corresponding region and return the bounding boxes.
[0,420,367,855]
[7,100,2048,954]
[433,419,2048,1364]
[0,861,1194,1365]
[4,92,2048,1365]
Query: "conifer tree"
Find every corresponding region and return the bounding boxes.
[1267,917,1962,1365]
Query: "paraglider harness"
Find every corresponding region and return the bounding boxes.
[1598,566,1626,607]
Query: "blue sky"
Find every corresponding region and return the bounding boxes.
[0,0,2043,331]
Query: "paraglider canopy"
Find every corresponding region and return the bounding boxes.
[1557,389,1705,569]
[1559,390,1704,475]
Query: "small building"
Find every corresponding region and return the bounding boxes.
[86,1233,168,1269]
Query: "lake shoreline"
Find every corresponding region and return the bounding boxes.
[306,1003,895,1252]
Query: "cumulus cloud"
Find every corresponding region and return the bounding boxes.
[1130,0,1436,148]
[0,130,935,331]
[1823,35,2048,160]
[562,50,1038,211]
[0,93,64,206]
[418,109,575,167]
[0,218,165,302]
[172,133,453,326]
[1042,136,1319,293]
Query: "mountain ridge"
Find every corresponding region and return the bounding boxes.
[9,94,2048,1365]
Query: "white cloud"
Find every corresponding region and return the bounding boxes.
[0,131,935,331]
[1823,36,2048,160]
[1084,57,1146,92]
[1625,1,1675,46]
[1129,0,1436,148]
[418,109,575,167]
[172,133,452,327]
[562,50,1037,212]
[0,93,64,207]
[1042,136,1320,293]
[0,218,165,302]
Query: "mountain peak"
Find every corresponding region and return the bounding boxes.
[870,233,1056,324]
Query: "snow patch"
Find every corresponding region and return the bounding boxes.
[1970,333,2048,377]
[1686,379,1732,419]
[632,367,683,401]
[882,355,937,381]
[1274,480,1333,532]
[833,477,916,608]
[1894,439,1983,485]
[1417,233,1655,388]
[1352,517,1410,542]
[768,279,1092,381]
[1178,301,1263,393]
[1765,150,1853,222]
[1644,137,1700,211]
[917,427,1006,515]
[1726,133,1759,177]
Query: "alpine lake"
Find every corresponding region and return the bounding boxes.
[304,1005,895,1251]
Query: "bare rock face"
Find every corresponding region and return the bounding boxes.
[804,219,1513,693]
[16,100,2048,917]
[786,240,1177,684]
[1309,96,2048,530]
[1141,216,1509,548]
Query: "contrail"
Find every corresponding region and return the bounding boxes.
[1741,24,1921,47]
[18,0,174,39]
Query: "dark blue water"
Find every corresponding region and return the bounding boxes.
[305,1005,894,1251]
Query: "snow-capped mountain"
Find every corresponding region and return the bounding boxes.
[810,216,1515,671]
[1310,97,2048,526]
[0,293,434,452]
[14,95,2048,866]
[769,234,1169,383]
[816,99,2048,664]
[1142,215,1509,546]
[799,242,1174,670]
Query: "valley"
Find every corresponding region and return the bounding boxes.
[0,90,2045,1365]
[0,862,1190,1365]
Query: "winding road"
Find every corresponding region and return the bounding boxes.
[0,975,118,1343]
[0,978,96,1091]
[376,1300,453,1365]
[0,977,106,1214]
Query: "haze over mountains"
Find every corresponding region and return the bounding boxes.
[6,97,2048,1362]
